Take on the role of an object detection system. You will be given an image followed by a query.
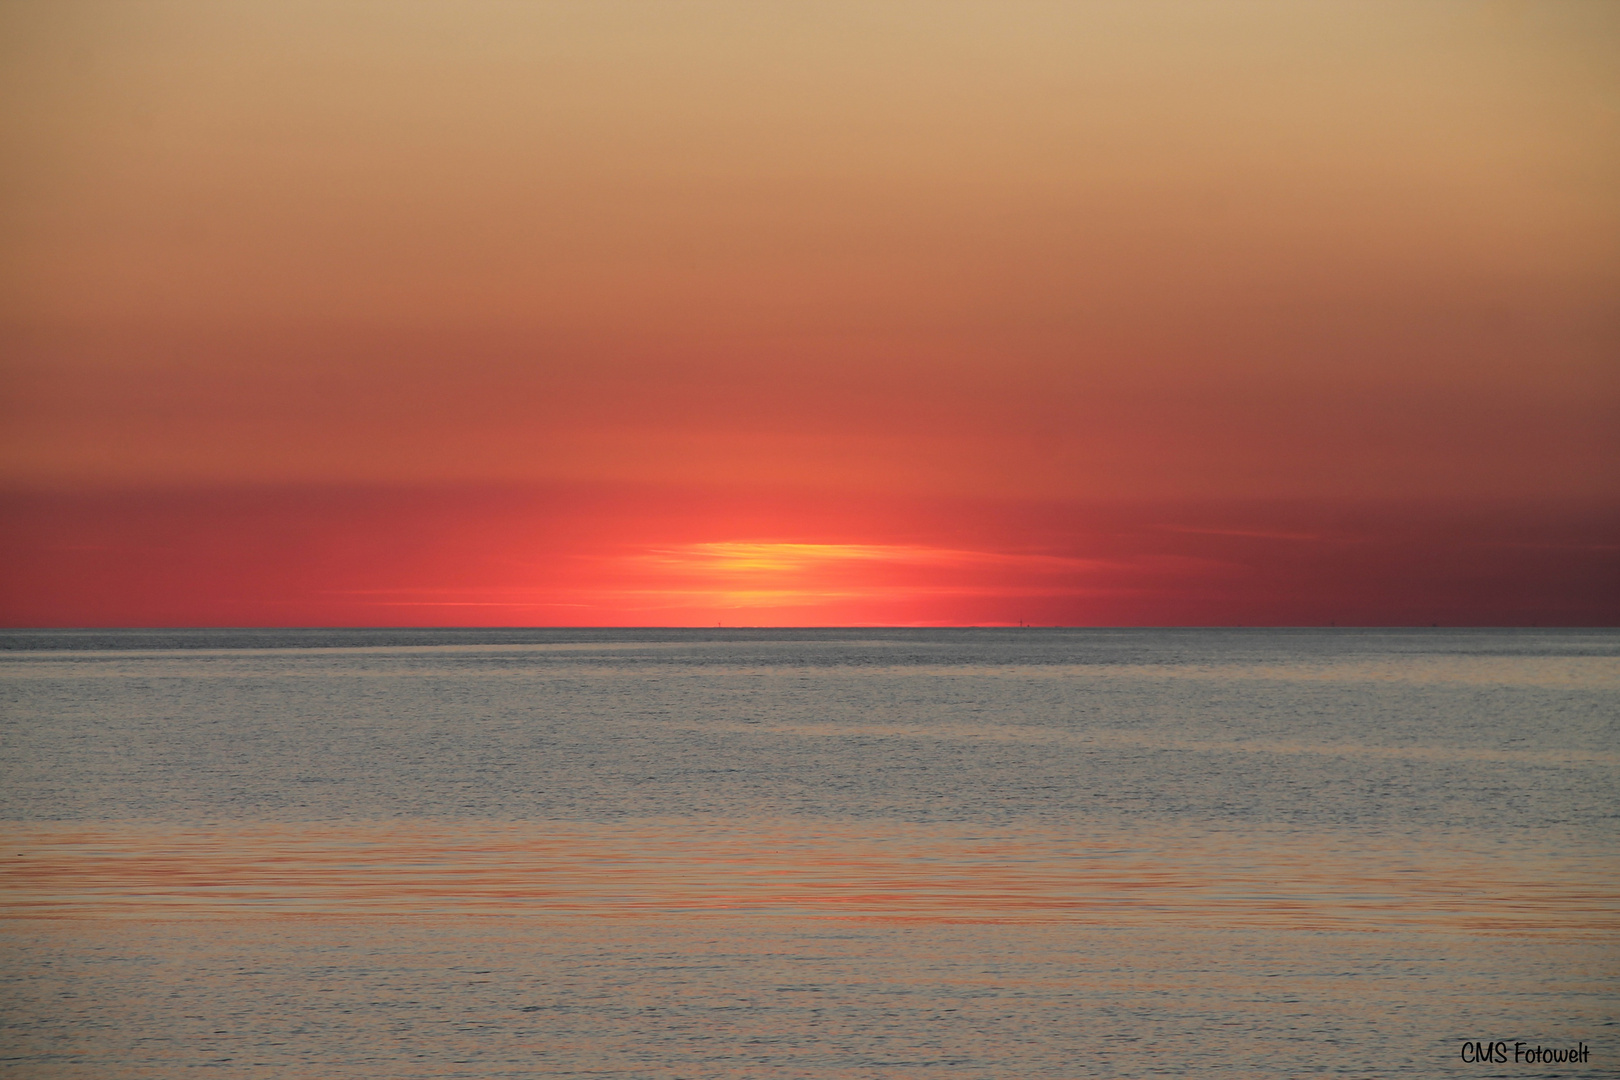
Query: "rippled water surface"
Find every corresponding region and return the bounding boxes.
[1,628,1616,1077]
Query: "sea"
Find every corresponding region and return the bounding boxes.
[0,627,1614,1078]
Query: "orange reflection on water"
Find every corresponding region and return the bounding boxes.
[4,820,1614,935]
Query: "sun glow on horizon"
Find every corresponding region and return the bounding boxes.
[343,540,1115,624]
[573,541,1112,621]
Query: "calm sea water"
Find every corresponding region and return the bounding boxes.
[1,628,1615,1078]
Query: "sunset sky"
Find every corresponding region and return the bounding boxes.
[3,0,1616,626]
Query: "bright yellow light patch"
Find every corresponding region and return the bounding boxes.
[609,542,1106,613]
[627,543,897,607]
[647,542,913,573]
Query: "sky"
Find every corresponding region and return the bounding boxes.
[2,0,1616,626]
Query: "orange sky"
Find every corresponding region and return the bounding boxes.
[2,1,1616,625]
